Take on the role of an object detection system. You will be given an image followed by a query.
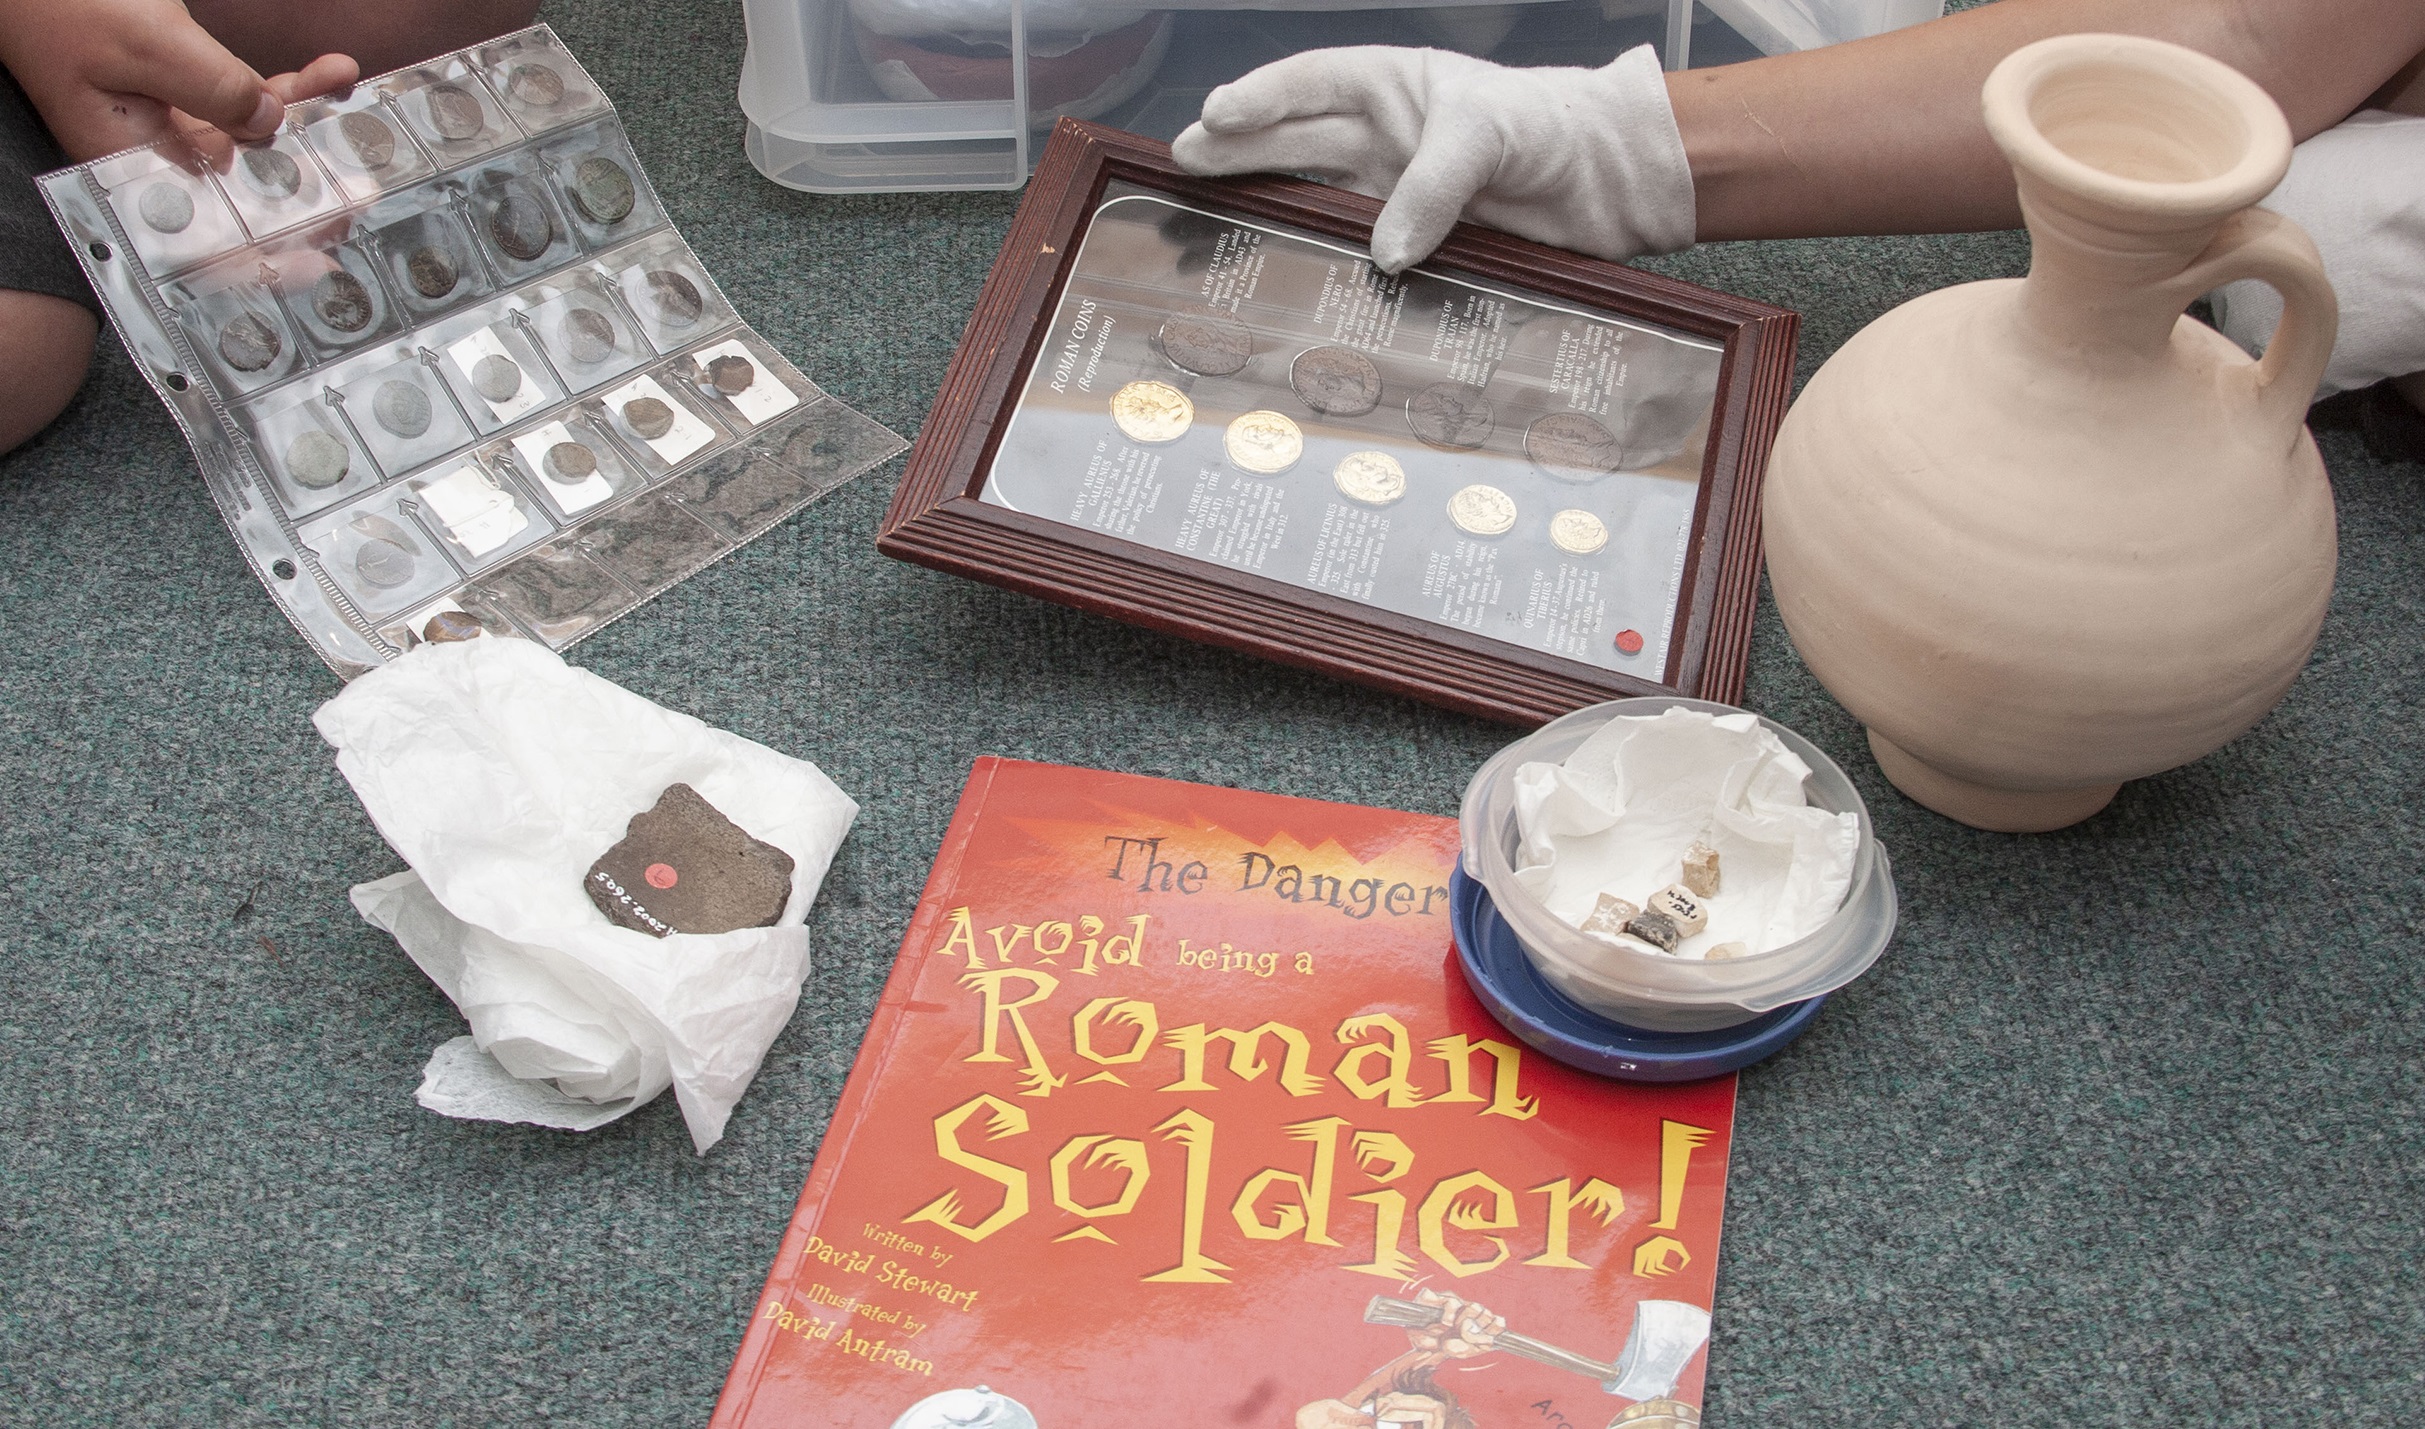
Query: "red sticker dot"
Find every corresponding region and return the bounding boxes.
[1614,629,1645,656]
[644,862,679,890]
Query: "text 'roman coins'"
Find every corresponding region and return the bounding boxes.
[372,379,433,437]
[1157,309,1252,376]
[1110,380,1192,444]
[1549,508,1609,556]
[1291,345,1383,417]
[1331,450,1406,506]
[623,396,675,439]
[311,270,375,333]
[471,353,523,402]
[285,430,351,489]
[1407,382,1494,449]
[1224,410,1304,474]
[1447,483,1517,536]
[1527,412,1622,481]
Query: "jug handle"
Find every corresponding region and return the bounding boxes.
[2164,207,2339,448]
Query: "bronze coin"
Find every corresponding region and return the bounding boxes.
[1525,412,1622,481]
[1291,345,1384,417]
[424,82,487,142]
[355,537,417,590]
[645,269,702,327]
[567,154,635,226]
[217,312,282,372]
[240,146,302,198]
[1157,309,1252,376]
[285,430,351,489]
[470,354,523,403]
[505,63,566,108]
[311,270,375,333]
[543,441,598,482]
[622,396,675,439]
[372,380,432,438]
[136,181,194,234]
[405,244,458,300]
[484,179,555,262]
[706,354,756,397]
[424,609,484,642]
[1405,381,1494,449]
[560,307,617,365]
[339,111,396,171]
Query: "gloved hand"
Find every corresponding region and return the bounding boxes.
[1173,43,1694,274]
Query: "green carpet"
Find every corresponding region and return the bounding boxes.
[3,3,2420,1424]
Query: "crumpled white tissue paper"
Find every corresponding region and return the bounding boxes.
[314,637,858,1152]
[1512,707,1857,958]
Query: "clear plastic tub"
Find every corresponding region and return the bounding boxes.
[738,0,1944,193]
[1459,696,1897,1032]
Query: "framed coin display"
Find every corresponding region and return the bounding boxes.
[880,121,1797,725]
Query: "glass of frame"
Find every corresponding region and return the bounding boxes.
[880,122,1798,725]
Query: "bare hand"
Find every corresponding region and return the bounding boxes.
[1407,1287,1504,1358]
[0,0,357,161]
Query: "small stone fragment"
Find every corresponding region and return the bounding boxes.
[1621,911,1682,954]
[1705,942,1749,961]
[1580,893,1642,941]
[1681,841,1721,897]
[584,783,795,938]
[1646,884,1709,936]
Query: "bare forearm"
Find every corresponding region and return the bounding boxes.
[1674,0,2425,240]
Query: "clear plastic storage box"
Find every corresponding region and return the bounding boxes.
[740,0,1943,192]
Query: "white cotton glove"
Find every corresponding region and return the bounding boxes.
[1173,43,1694,274]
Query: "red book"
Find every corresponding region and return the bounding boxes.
[712,759,1737,1429]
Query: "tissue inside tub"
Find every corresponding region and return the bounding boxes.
[1511,707,1858,959]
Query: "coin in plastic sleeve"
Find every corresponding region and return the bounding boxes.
[561,306,617,364]
[372,379,433,437]
[1157,309,1252,376]
[217,312,282,372]
[1527,412,1622,481]
[423,609,483,642]
[240,146,301,198]
[1549,508,1609,555]
[136,181,193,234]
[312,270,375,332]
[425,82,486,141]
[1447,483,1517,536]
[471,353,523,402]
[355,537,417,589]
[568,155,635,225]
[340,112,396,171]
[1109,380,1191,444]
[1224,410,1303,474]
[505,63,566,108]
[1291,345,1383,417]
[705,354,755,396]
[543,441,598,482]
[646,270,703,327]
[1407,382,1494,449]
[1331,450,1406,506]
[486,178,555,261]
[406,244,459,299]
[622,396,675,439]
[285,430,351,489]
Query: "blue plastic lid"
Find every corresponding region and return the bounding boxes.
[1449,864,1826,1083]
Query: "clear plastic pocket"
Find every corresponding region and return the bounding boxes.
[537,120,663,251]
[218,133,344,240]
[365,200,494,322]
[603,236,731,351]
[478,539,634,643]
[494,414,643,519]
[593,370,724,473]
[522,279,648,392]
[94,143,247,278]
[385,60,519,165]
[465,157,575,280]
[377,591,524,651]
[242,387,379,515]
[302,492,461,617]
[329,347,479,474]
[299,94,435,202]
[670,332,812,430]
[476,30,608,135]
[266,236,400,357]
[423,305,564,431]
[163,256,306,394]
[407,460,551,571]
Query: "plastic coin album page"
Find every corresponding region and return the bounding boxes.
[980,183,1727,677]
[39,24,905,674]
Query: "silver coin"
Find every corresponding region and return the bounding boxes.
[405,244,459,300]
[136,181,193,234]
[1331,450,1406,506]
[1157,309,1252,376]
[484,178,554,262]
[1526,412,1622,481]
[560,307,617,365]
[705,354,756,397]
[240,146,301,198]
[284,430,350,489]
[470,354,523,403]
[424,82,486,141]
[622,396,675,439]
[1446,483,1517,537]
[217,312,282,372]
[355,537,417,589]
[372,380,432,438]
[1548,508,1610,556]
[1406,382,1494,449]
[311,270,375,333]
[339,111,396,171]
[1291,345,1383,417]
[543,441,598,482]
[646,270,703,327]
[567,154,635,226]
[505,63,565,108]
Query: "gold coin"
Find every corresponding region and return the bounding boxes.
[1331,450,1406,506]
[1550,508,1609,555]
[1447,483,1517,537]
[1110,380,1193,444]
[1224,409,1303,474]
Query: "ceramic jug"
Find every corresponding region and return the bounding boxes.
[1763,34,2339,833]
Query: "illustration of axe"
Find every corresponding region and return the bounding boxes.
[1363,1295,1711,1403]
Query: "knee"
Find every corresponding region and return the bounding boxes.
[0,291,98,458]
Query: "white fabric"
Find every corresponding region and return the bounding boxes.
[2213,109,2425,399]
[1173,44,1694,274]
[314,637,859,1153]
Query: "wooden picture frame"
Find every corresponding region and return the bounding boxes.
[879,119,1798,726]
